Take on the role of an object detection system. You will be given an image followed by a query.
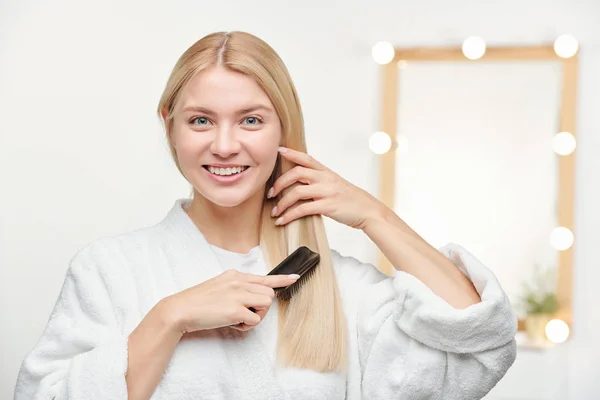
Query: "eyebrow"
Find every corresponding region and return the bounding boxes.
[181,105,274,115]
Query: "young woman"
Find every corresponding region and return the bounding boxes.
[14,31,517,400]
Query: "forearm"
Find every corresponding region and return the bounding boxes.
[363,206,481,309]
[126,297,182,400]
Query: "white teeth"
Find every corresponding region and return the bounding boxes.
[208,166,247,176]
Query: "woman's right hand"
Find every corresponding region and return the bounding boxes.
[165,269,299,333]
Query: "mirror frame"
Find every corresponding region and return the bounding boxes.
[376,45,578,330]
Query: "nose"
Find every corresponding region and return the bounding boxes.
[210,126,241,158]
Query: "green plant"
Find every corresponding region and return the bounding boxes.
[522,291,559,315]
[519,264,559,315]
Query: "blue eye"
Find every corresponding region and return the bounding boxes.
[191,117,210,126]
[244,116,262,125]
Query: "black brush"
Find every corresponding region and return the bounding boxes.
[248,246,320,312]
[270,246,320,301]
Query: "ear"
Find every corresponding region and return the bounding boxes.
[160,106,169,122]
[161,107,175,143]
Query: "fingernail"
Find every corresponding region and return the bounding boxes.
[271,206,277,216]
[278,147,287,153]
[267,187,274,198]
[288,274,300,280]
[275,217,283,225]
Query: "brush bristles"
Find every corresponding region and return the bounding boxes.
[276,266,317,301]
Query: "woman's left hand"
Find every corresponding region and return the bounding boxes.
[268,147,385,230]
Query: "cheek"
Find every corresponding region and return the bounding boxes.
[172,129,209,163]
[250,130,280,167]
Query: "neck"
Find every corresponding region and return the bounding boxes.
[185,189,265,254]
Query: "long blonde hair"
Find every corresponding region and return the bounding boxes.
[157,31,347,372]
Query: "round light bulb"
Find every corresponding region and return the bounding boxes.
[545,319,570,343]
[553,131,576,155]
[550,227,574,251]
[372,41,395,65]
[462,36,486,60]
[554,34,579,58]
[369,131,392,154]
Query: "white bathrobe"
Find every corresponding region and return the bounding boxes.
[14,198,517,400]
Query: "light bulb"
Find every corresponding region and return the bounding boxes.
[550,227,574,251]
[554,35,579,58]
[369,131,392,154]
[545,319,570,343]
[372,41,395,65]
[553,132,576,155]
[462,36,486,60]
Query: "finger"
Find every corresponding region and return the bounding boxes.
[242,293,273,310]
[233,306,261,327]
[246,283,276,299]
[245,273,300,289]
[278,147,326,170]
[254,306,270,319]
[240,304,271,326]
[268,166,318,199]
[273,184,329,217]
[275,200,326,226]
[230,323,256,332]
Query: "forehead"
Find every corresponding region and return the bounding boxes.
[177,66,273,111]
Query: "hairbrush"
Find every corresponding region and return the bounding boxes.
[248,246,320,312]
[270,246,320,301]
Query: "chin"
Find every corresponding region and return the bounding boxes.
[195,182,264,209]
[204,192,252,208]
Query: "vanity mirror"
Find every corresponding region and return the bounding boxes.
[374,43,578,333]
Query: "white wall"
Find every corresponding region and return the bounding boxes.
[1,0,598,398]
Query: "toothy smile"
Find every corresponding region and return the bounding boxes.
[203,165,249,176]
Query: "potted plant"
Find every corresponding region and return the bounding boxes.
[518,265,559,342]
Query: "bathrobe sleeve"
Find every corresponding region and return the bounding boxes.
[14,246,129,399]
[334,243,517,400]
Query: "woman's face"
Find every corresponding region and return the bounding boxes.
[169,66,282,208]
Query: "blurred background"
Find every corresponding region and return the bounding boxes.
[1,0,598,399]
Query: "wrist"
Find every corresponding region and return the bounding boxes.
[156,296,186,337]
[361,201,390,232]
